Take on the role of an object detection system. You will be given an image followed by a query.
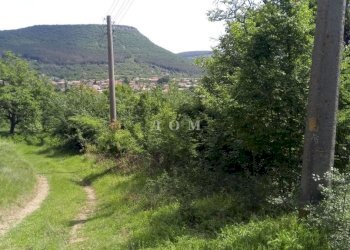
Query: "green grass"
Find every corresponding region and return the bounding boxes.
[0,141,89,249]
[69,167,327,249]
[0,142,36,210]
[74,173,327,250]
[0,140,327,249]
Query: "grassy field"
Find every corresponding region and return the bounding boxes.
[0,142,36,211]
[0,140,327,249]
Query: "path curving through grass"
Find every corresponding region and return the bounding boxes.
[0,175,49,236]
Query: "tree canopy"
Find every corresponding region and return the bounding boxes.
[0,52,53,134]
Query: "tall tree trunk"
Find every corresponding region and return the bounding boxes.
[9,115,16,134]
[300,0,346,210]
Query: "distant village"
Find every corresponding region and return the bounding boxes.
[52,76,200,93]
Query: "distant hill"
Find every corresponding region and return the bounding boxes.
[0,25,200,80]
[178,51,213,60]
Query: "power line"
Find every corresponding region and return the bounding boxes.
[115,0,136,24]
[110,0,123,16]
[107,0,115,14]
[107,0,118,15]
[113,0,130,22]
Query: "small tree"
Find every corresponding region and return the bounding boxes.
[0,52,49,134]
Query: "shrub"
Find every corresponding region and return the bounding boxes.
[62,115,105,152]
[98,128,144,157]
[308,170,350,250]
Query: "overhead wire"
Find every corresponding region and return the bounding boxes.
[110,0,123,17]
[115,0,136,24]
[107,0,119,15]
[104,0,137,71]
[112,0,130,22]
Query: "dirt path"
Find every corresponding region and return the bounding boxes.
[69,185,96,244]
[0,175,49,236]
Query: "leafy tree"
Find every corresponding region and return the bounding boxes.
[200,1,315,182]
[208,0,317,22]
[0,52,51,134]
[49,85,109,146]
[208,0,264,22]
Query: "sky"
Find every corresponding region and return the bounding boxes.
[0,0,226,53]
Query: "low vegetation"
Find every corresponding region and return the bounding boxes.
[0,141,327,249]
[0,142,36,210]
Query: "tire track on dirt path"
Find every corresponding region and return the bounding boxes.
[0,175,49,236]
[69,185,96,244]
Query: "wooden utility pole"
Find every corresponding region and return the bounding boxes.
[300,0,346,208]
[107,15,117,123]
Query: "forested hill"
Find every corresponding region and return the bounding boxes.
[0,25,200,79]
[178,51,213,60]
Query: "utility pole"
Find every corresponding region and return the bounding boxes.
[107,15,117,123]
[300,0,346,208]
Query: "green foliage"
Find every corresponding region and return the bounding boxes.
[61,115,105,152]
[208,0,316,22]
[42,85,109,152]
[0,52,53,134]
[48,85,108,130]
[98,128,143,156]
[308,170,350,250]
[336,45,350,171]
[91,84,200,170]
[209,216,326,250]
[198,1,314,182]
[138,87,200,169]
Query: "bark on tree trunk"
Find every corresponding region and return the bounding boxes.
[300,0,346,210]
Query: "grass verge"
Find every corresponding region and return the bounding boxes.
[0,142,36,211]
[0,141,89,249]
[74,166,327,250]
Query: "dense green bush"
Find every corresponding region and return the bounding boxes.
[199,1,314,183]
[97,128,143,156]
[61,115,105,152]
[308,170,350,250]
[45,85,109,151]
